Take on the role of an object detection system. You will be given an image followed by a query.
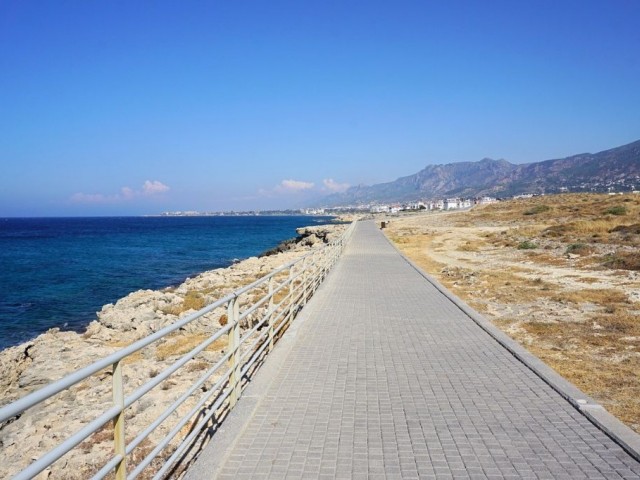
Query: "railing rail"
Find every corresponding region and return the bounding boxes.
[0,221,356,480]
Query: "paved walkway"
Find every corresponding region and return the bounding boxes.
[188,221,640,479]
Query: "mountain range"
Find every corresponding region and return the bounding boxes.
[317,139,640,206]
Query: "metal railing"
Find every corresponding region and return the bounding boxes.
[0,221,355,480]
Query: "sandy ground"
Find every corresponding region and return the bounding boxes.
[383,199,640,434]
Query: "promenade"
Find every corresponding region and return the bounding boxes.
[188,221,640,479]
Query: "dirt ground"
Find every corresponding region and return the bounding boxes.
[383,193,640,434]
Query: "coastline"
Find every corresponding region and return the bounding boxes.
[0,221,348,479]
[0,215,342,351]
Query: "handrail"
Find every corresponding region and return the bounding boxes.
[0,220,356,480]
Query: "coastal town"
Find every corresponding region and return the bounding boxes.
[159,196,500,217]
[161,186,640,218]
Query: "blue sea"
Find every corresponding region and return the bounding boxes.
[0,216,333,350]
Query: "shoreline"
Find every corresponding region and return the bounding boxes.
[0,221,349,479]
[0,215,342,351]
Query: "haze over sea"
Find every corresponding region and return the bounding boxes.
[0,215,331,350]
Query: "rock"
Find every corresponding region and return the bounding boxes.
[301,233,320,246]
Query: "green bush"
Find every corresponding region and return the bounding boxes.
[517,240,537,250]
[523,205,551,216]
[565,243,590,254]
[604,206,627,216]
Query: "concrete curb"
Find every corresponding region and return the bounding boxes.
[385,232,640,463]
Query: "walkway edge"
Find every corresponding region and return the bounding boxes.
[383,230,640,463]
[184,273,336,479]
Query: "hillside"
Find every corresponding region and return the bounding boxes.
[318,139,640,206]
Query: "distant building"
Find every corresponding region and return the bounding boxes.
[301,208,326,215]
[370,205,390,213]
[444,198,459,210]
[430,200,444,210]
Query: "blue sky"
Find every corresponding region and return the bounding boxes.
[1,1,639,216]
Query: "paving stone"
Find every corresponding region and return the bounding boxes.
[190,221,640,479]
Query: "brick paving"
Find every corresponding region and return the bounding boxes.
[190,220,640,479]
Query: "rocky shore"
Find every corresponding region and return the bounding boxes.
[0,222,348,479]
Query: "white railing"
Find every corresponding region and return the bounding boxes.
[0,221,355,480]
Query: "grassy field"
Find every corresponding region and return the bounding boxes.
[385,193,640,433]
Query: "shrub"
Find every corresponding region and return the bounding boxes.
[610,223,640,235]
[604,206,627,216]
[565,243,594,255]
[602,251,640,271]
[517,240,537,250]
[524,205,551,216]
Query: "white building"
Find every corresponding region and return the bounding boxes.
[444,198,459,210]
[370,205,390,213]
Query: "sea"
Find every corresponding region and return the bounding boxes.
[0,215,334,350]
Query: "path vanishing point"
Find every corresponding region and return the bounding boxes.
[187,220,640,479]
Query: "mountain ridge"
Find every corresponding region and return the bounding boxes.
[316,139,640,206]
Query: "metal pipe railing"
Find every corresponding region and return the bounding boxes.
[0,220,355,480]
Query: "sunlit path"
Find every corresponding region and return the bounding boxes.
[188,220,640,479]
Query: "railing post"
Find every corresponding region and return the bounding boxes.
[322,247,329,280]
[302,257,309,305]
[112,360,126,480]
[314,250,323,291]
[227,297,241,408]
[268,276,275,352]
[287,265,295,325]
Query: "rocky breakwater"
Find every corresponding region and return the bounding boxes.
[0,223,348,479]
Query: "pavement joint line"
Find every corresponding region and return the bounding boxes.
[382,224,640,463]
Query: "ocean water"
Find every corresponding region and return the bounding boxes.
[0,216,333,350]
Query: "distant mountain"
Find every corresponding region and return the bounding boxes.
[316,139,640,206]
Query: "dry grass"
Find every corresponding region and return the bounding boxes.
[185,360,210,372]
[457,239,485,252]
[107,339,145,365]
[162,290,207,316]
[273,289,290,304]
[155,333,227,361]
[602,251,640,271]
[554,288,629,305]
[391,234,447,275]
[78,423,114,454]
[469,192,640,226]
[517,312,640,430]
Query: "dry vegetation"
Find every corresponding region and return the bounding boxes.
[385,193,640,433]
[155,333,228,361]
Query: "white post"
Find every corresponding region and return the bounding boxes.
[302,257,309,305]
[112,361,126,480]
[268,276,275,352]
[227,298,241,408]
[287,265,295,326]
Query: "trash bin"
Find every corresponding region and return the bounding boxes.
[381,221,386,229]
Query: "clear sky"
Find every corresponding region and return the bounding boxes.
[1,1,639,216]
